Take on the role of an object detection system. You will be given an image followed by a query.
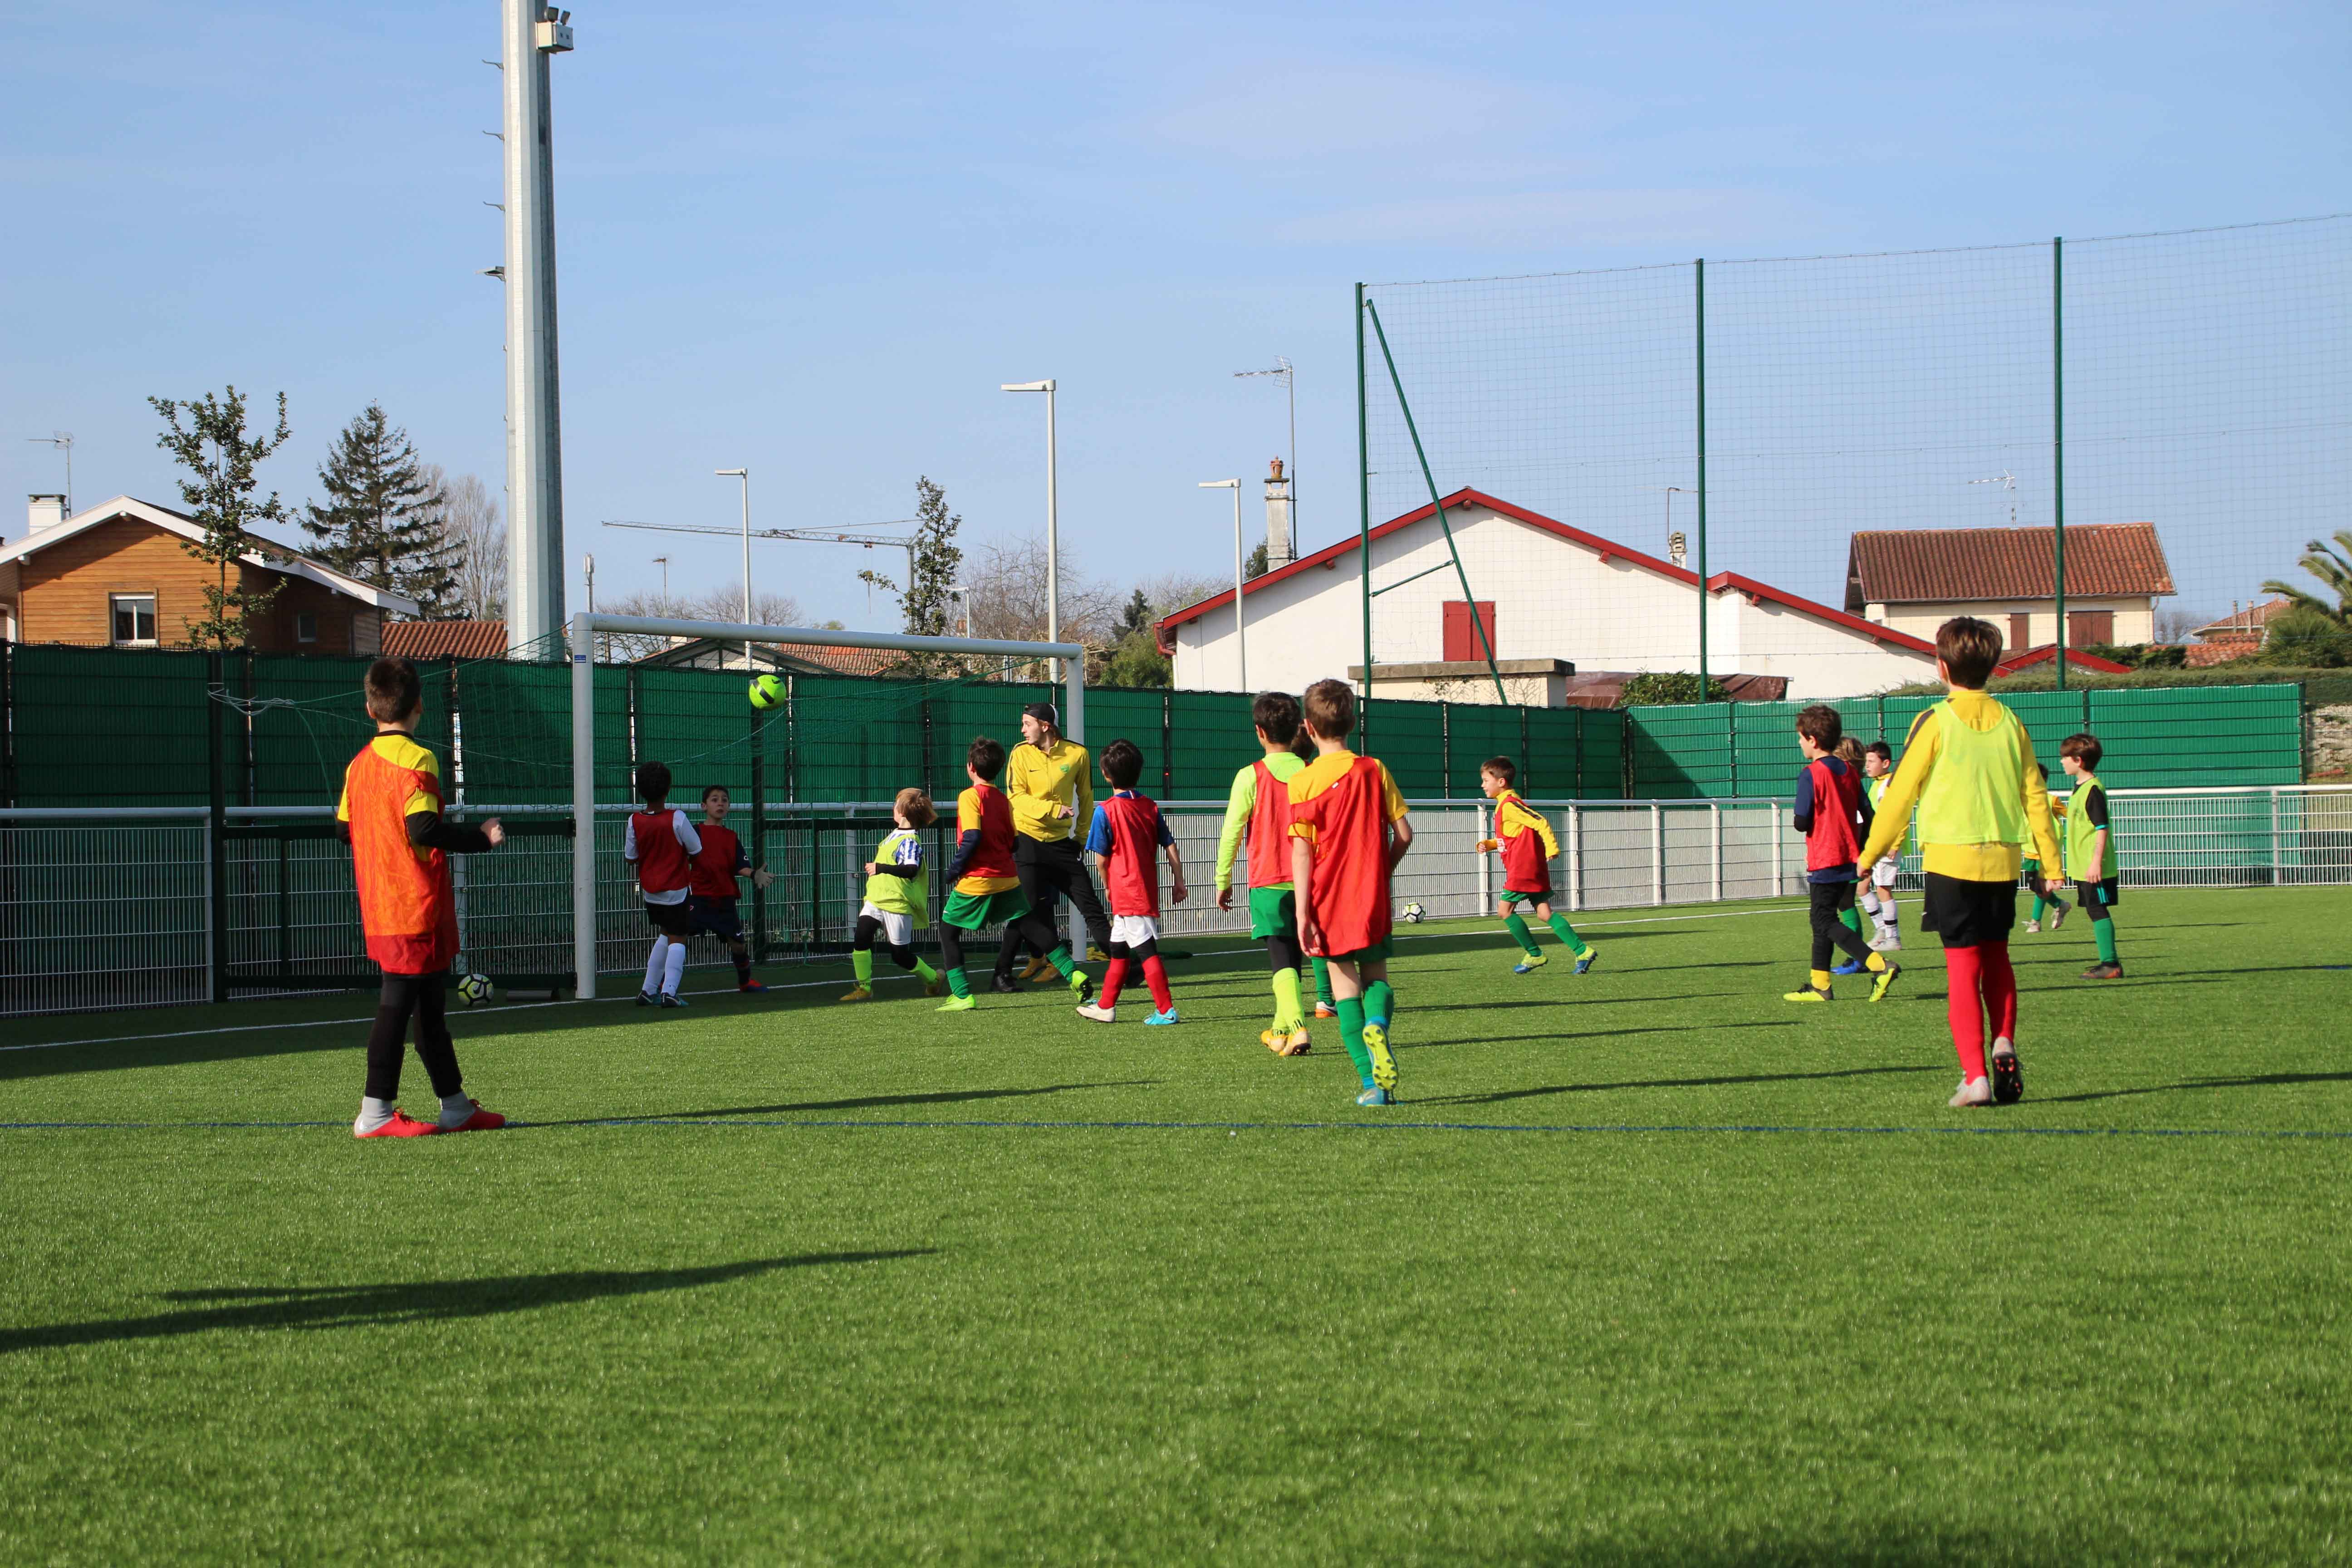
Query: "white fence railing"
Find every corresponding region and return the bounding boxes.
[1,785,2344,1016]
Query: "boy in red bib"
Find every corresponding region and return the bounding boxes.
[1076,738,1187,1025]
[1475,755,1596,976]
[627,760,702,1008]
[686,784,771,993]
[1288,679,1414,1107]
[1784,706,1898,1004]
[337,657,507,1138]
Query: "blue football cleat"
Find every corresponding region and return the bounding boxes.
[1831,958,1865,975]
[1573,948,1599,975]
[1512,957,1545,975]
[1142,1007,1181,1026]
[1356,1086,1394,1107]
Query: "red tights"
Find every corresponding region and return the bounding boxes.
[1942,942,2017,1081]
[1098,950,1172,1014]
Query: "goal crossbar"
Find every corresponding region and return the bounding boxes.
[567,612,1087,997]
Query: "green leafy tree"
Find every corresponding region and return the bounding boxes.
[861,475,964,631]
[1615,671,1731,707]
[149,386,294,650]
[302,403,457,614]
[2259,607,2352,668]
[1243,539,1269,580]
[2262,529,2352,624]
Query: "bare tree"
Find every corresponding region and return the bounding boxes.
[597,587,804,662]
[964,533,1120,656]
[420,466,506,622]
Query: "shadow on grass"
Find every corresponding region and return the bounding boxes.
[0,1251,932,1356]
[1421,1061,1938,1107]
[520,1081,1156,1127]
[2036,1070,2352,1105]
[1401,1022,1801,1052]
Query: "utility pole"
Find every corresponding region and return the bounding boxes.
[502,1,576,656]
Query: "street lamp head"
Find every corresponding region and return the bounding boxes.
[1198,479,1241,490]
[1000,380,1054,393]
[715,468,747,477]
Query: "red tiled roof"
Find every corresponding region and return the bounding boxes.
[788,644,920,677]
[1846,524,2172,608]
[383,620,508,660]
[2191,598,2295,639]
[1992,644,2132,677]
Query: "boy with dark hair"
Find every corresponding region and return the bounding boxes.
[2060,733,2124,979]
[1857,617,2063,1107]
[1289,679,1414,1107]
[627,760,702,1009]
[2020,764,2073,934]
[1076,739,1187,1025]
[1786,706,1898,1004]
[993,701,1112,992]
[843,787,946,1001]
[936,736,1091,1011]
[1475,755,1596,975]
[1858,739,1905,951]
[686,784,772,993]
[1215,691,1316,1054]
[338,656,507,1138]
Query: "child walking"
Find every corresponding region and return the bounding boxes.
[2021,764,2073,934]
[1076,740,1188,1025]
[1856,617,2064,1107]
[1858,740,1904,951]
[1475,756,1596,975]
[1785,707,1898,1004]
[1213,692,1315,1054]
[2061,734,2125,979]
[936,737,1091,1011]
[627,761,703,1008]
[842,787,946,1000]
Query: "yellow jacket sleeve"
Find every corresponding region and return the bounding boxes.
[1857,709,1937,869]
[2019,737,2063,871]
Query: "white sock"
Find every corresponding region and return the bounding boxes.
[663,941,688,996]
[438,1091,475,1129]
[643,937,668,996]
[1877,899,1899,932]
[1858,889,1879,918]
[354,1097,397,1136]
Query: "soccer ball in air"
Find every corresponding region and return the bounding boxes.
[1400,902,1427,924]
[456,973,495,1008]
[749,673,784,710]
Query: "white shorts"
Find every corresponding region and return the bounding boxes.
[858,902,913,947]
[1871,858,1900,889]
[1109,913,1160,948]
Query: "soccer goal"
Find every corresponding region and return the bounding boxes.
[565,612,1086,999]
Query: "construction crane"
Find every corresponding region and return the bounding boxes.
[600,518,922,611]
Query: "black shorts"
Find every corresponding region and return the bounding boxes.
[687,895,744,941]
[1918,872,2015,949]
[2072,877,2121,911]
[645,899,698,938]
[1808,879,1858,916]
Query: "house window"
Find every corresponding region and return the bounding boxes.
[2069,609,2115,647]
[296,612,318,644]
[110,594,157,647]
[2009,613,2032,653]
[1442,600,1497,662]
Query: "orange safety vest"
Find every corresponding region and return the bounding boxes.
[341,735,459,974]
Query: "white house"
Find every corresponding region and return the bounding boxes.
[1845,523,2174,652]
[1156,490,1936,701]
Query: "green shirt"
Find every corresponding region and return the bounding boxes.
[2064,772,2112,878]
[861,827,930,926]
[1215,751,1309,892]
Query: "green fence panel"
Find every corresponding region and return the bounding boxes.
[632,666,768,804]
[247,652,451,808]
[1520,708,1584,798]
[1375,699,1449,797]
[926,681,1055,796]
[2089,683,2303,789]
[1627,702,1735,798]
[1164,690,1262,799]
[11,645,214,807]
[1578,708,1626,798]
[451,657,611,805]
[1995,690,2091,773]
[1444,705,1521,799]
[1083,688,1175,795]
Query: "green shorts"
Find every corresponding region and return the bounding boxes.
[1499,888,1553,909]
[941,886,1031,932]
[1325,935,1394,965]
[1247,885,1298,941]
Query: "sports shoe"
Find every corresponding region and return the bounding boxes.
[923,975,946,998]
[1087,946,1108,963]
[989,975,1021,995]
[936,994,977,1013]
[1990,1039,2024,1104]
[2022,918,2041,934]
[1282,1027,1312,1057]
[659,992,688,1009]
[1070,972,1095,1005]
[1356,1086,1393,1107]
[441,1099,507,1133]
[737,979,769,993]
[1143,1008,1181,1026]
[1868,961,1901,1003]
[1019,956,1055,983]
[2045,902,2070,931]
[1513,952,1548,975]
[635,990,657,1007]
[1949,1076,1994,1108]
[1313,1002,1338,1019]
[2082,960,2124,980]
[1784,985,1832,1004]
[1077,1002,1117,1023]
[1362,1020,1397,1093]
[839,985,873,1003]
[1877,932,1902,952]
[1261,1027,1287,1052]
[354,1108,439,1139]
[1573,948,1599,975]
[1831,958,1865,976]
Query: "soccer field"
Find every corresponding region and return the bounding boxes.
[4,886,2348,1565]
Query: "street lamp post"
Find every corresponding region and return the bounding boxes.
[1200,479,1245,691]
[1000,380,1059,681]
[717,467,750,666]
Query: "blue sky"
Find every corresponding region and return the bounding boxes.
[2,1,2346,629]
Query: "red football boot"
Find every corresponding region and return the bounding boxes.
[355,1109,439,1139]
[442,1100,508,1132]
[737,979,769,993]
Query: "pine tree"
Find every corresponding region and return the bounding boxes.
[860,475,966,671]
[302,403,459,615]
[149,386,294,650]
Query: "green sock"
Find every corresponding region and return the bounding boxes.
[2095,919,2118,964]
[1839,906,1863,935]
[1363,979,1393,1028]
[1502,913,1540,957]
[1270,967,1303,1029]
[2031,893,2047,920]
[1045,944,1077,980]
[1545,912,1588,955]
[1311,956,1335,1008]
[852,949,874,985]
[946,966,970,999]
[1336,996,1372,1087]
[912,957,938,984]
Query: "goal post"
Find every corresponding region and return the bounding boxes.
[566,612,1086,998]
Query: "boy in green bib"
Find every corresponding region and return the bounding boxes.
[841,787,946,1001]
[1856,617,2063,1109]
[2059,733,2124,980]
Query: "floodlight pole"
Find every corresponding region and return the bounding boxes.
[1201,479,1245,690]
[718,466,750,666]
[502,0,576,655]
[1001,380,1059,681]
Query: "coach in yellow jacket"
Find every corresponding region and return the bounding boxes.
[989,701,1112,990]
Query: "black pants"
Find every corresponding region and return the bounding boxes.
[853,912,918,970]
[1265,930,1303,974]
[365,971,462,1102]
[1808,880,1873,972]
[994,837,1108,978]
[942,906,1064,973]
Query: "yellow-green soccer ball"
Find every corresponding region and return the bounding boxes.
[456,972,495,1007]
[749,673,784,710]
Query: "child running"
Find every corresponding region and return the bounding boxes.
[843,788,946,1001]
[1856,617,2064,1107]
[1076,739,1187,1025]
[2021,764,2073,934]
[1785,706,1898,1004]
[1214,692,1315,1055]
[936,737,1091,1012]
[1475,756,1596,975]
[2060,733,2125,980]
[686,784,771,993]
[1289,679,1413,1107]
[338,656,506,1138]
[1294,726,1340,1021]
[1858,740,1904,951]
[627,760,702,1009]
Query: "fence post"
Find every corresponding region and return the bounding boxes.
[1710,801,1723,902]
[0,641,14,808]
[2269,787,2283,887]
[1568,804,1583,911]
[206,650,228,1003]
[1476,800,1491,910]
[1770,804,1784,898]
[1441,702,1452,798]
[750,706,768,963]
[1725,701,1738,797]
[1651,802,1665,906]
[1161,689,1173,796]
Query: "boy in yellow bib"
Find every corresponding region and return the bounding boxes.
[1856,617,2063,1109]
[841,788,946,1001]
[2060,733,2124,980]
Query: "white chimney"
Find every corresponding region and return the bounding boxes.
[27,494,68,534]
[1263,458,1294,569]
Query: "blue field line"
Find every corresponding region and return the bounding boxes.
[5,1115,2349,1141]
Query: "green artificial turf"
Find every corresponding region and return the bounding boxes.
[4,887,2349,1565]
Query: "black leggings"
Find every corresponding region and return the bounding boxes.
[995,838,1108,976]
[853,913,918,970]
[1808,881,1874,971]
[941,906,1063,973]
[365,970,461,1102]
[1264,931,1303,973]
[1108,937,1159,964]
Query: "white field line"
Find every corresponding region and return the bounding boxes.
[0,904,1799,1055]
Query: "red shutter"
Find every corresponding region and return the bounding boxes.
[2068,610,2115,647]
[1442,601,1497,662]
[2009,614,2031,654]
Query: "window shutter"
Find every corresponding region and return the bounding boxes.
[1443,601,1496,662]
